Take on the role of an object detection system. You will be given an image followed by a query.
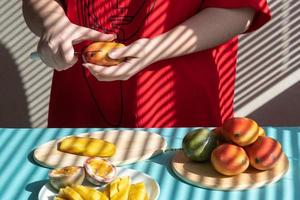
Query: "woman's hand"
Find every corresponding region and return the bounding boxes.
[83,38,157,81]
[37,14,116,71]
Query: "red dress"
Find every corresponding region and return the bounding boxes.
[48,0,271,127]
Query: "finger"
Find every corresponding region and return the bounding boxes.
[59,41,78,67]
[73,27,116,44]
[83,63,116,75]
[108,45,142,60]
[37,41,57,67]
[48,45,74,71]
[109,38,150,59]
[38,39,75,71]
[108,46,129,60]
[83,63,124,81]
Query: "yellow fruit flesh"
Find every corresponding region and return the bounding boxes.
[88,159,113,177]
[109,178,121,198]
[58,186,84,200]
[53,166,79,176]
[54,197,66,200]
[128,183,149,200]
[71,185,108,200]
[58,137,116,157]
[110,176,131,200]
[55,177,149,200]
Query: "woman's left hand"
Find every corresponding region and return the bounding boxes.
[83,38,157,81]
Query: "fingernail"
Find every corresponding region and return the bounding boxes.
[82,63,88,68]
[108,51,117,59]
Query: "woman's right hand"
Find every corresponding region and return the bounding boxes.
[37,14,116,71]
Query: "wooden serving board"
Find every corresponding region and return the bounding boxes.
[34,130,167,168]
[171,151,289,190]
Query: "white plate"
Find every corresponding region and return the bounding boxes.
[38,167,160,200]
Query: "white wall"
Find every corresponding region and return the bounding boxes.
[236,0,300,125]
[0,0,299,127]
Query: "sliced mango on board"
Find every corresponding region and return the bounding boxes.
[58,136,116,157]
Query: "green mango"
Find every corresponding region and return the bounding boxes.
[182,128,219,162]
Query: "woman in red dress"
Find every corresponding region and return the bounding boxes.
[23,0,271,128]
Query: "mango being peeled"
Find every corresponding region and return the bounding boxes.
[82,42,125,66]
[58,136,116,157]
[49,166,85,190]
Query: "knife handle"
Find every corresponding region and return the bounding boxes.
[30,51,80,61]
[30,52,40,60]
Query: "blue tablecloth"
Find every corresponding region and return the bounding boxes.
[0,127,299,200]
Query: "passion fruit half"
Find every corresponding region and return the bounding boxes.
[49,166,85,191]
[84,157,116,186]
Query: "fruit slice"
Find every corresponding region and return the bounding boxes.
[222,117,259,146]
[83,42,125,66]
[244,136,282,170]
[128,182,149,200]
[57,186,84,200]
[103,184,110,198]
[84,157,117,185]
[211,144,249,176]
[109,176,131,200]
[71,185,108,200]
[182,128,219,162]
[54,197,66,200]
[58,136,116,157]
[49,166,85,190]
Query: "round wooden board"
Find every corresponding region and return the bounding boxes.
[171,151,289,190]
[34,130,167,168]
